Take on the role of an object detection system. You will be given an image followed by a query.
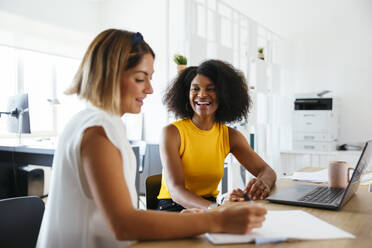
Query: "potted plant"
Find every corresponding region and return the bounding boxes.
[173,54,187,74]
[257,47,264,60]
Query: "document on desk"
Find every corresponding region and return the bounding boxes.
[205,210,355,245]
[285,168,328,183]
[361,172,372,185]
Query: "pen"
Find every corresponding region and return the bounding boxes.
[243,192,254,204]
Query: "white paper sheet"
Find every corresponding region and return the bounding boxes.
[285,169,329,183]
[205,210,355,245]
[284,169,372,184]
[361,172,372,184]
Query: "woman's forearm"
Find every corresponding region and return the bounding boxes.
[115,209,220,240]
[170,185,213,209]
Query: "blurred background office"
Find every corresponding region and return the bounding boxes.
[1,0,371,196]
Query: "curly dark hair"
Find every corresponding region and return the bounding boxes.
[163,59,251,123]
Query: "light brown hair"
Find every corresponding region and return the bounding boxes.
[66,29,155,115]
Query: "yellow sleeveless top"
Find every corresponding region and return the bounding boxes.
[157,118,230,199]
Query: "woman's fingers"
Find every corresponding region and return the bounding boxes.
[243,204,267,232]
[259,187,269,200]
[247,179,270,200]
[252,184,267,200]
[245,178,257,194]
[249,203,267,216]
[248,182,262,200]
[229,182,270,202]
[229,188,245,202]
[218,203,267,234]
[247,179,264,199]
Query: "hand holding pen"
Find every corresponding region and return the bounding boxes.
[228,188,254,202]
[229,178,270,202]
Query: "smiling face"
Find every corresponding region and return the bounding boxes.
[120,53,154,115]
[189,74,218,118]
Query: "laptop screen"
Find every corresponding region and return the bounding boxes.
[340,140,372,206]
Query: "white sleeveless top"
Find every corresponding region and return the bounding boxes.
[37,106,138,248]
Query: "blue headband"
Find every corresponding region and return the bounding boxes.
[131,32,143,47]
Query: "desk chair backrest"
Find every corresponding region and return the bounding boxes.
[0,196,45,248]
[145,174,162,210]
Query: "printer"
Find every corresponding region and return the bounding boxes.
[293,92,339,151]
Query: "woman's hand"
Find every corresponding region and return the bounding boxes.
[245,178,270,200]
[215,203,267,234]
[227,177,271,202]
[227,188,247,202]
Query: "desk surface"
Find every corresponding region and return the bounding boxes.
[0,145,55,155]
[0,140,141,160]
[129,168,372,248]
[0,139,56,155]
[0,139,143,155]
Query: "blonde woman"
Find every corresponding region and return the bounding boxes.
[36,29,267,248]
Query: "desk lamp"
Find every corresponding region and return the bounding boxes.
[0,93,31,145]
[0,108,29,145]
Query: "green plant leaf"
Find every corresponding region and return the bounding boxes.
[173,54,187,65]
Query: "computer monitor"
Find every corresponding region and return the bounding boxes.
[5,93,31,134]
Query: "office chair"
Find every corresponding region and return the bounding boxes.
[0,196,45,248]
[145,174,162,210]
[138,144,163,196]
[137,144,163,209]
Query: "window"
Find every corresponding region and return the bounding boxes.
[23,50,54,133]
[0,46,17,134]
[0,45,81,136]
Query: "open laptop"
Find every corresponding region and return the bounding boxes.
[267,140,372,210]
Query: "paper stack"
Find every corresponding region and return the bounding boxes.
[206,210,354,245]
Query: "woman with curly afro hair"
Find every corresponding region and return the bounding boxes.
[157,59,276,212]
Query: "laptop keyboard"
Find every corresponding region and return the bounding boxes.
[299,187,344,204]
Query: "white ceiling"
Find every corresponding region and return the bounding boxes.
[223,0,372,40]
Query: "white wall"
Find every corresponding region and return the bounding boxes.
[0,0,100,33]
[3,0,371,145]
[290,1,372,144]
[0,0,102,58]
[225,0,372,145]
[100,0,169,143]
